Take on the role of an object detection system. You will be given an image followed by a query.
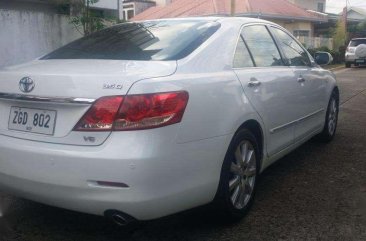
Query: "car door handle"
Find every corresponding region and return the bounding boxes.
[248,80,261,87]
[297,77,306,83]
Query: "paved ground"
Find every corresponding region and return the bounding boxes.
[1,67,366,241]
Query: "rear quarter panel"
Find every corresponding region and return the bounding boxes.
[128,19,265,144]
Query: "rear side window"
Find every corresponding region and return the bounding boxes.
[241,25,284,67]
[349,39,366,47]
[42,20,221,61]
[233,36,254,68]
[271,27,311,67]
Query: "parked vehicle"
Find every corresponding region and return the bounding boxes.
[0,17,338,225]
[345,38,366,68]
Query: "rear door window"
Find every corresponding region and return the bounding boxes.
[241,25,284,67]
[233,36,255,68]
[271,27,311,67]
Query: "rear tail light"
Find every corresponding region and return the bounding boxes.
[74,91,189,131]
[74,96,123,131]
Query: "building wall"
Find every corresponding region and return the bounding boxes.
[287,0,326,12]
[270,20,313,37]
[134,2,155,16]
[0,8,82,68]
[154,0,172,6]
[90,0,119,10]
[90,0,124,20]
[348,10,366,20]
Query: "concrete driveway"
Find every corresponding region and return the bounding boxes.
[0,67,366,241]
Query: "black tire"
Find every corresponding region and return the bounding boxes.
[214,129,260,221]
[317,92,339,142]
[345,62,351,68]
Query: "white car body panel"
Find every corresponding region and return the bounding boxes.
[0,60,177,145]
[0,17,337,220]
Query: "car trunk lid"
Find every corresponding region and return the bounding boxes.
[0,59,177,145]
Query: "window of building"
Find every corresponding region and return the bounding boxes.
[241,25,284,67]
[123,3,135,21]
[317,2,325,12]
[293,30,310,38]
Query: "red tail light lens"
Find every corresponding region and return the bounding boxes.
[114,91,189,131]
[74,96,124,131]
[74,91,188,132]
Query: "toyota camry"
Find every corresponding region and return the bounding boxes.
[0,17,339,225]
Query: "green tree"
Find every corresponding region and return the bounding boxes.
[332,18,347,51]
[53,0,115,36]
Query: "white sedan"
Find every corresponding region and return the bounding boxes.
[0,17,338,225]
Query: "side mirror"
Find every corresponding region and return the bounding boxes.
[314,51,333,66]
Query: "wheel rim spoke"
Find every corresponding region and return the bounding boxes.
[245,150,254,165]
[234,147,242,166]
[244,167,256,177]
[240,142,248,166]
[229,176,240,191]
[238,182,247,207]
[230,162,241,175]
[231,185,241,205]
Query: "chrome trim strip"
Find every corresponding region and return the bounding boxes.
[0,92,95,104]
[270,108,325,134]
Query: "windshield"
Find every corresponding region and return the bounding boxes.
[349,39,366,47]
[42,20,220,61]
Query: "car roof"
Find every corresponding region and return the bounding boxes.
[134,16,272,25]
[351,38,366,40]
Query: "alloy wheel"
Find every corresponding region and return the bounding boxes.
[328,98,337,135]
[229,140,257,209]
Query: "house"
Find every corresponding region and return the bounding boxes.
[132,0,327,39]
[287,0,327,13]
[121,1,180,21]
[121,0,156,21]
[347,6,366,22]
[89,0,124,20]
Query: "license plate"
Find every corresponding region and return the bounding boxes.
[356,59,365,63]
[8,107,57,135]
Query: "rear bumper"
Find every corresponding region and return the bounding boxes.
[0,128,230,220]
[345,53,356,62]
[345,53,366,64]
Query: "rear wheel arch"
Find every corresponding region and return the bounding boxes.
[213,121,263,220]
[236,120,264,169]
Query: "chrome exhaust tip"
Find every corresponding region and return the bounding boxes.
[111,214,129,226]
[104,210,137,226]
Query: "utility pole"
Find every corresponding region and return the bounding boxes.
[231,0,235,16]
[345,0,348,43]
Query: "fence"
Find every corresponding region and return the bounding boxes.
[297,36,334,50]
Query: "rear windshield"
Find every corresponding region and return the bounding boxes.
[42,20,221,61]
[349,39,366,47]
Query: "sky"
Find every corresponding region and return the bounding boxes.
[326,0,366,13]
